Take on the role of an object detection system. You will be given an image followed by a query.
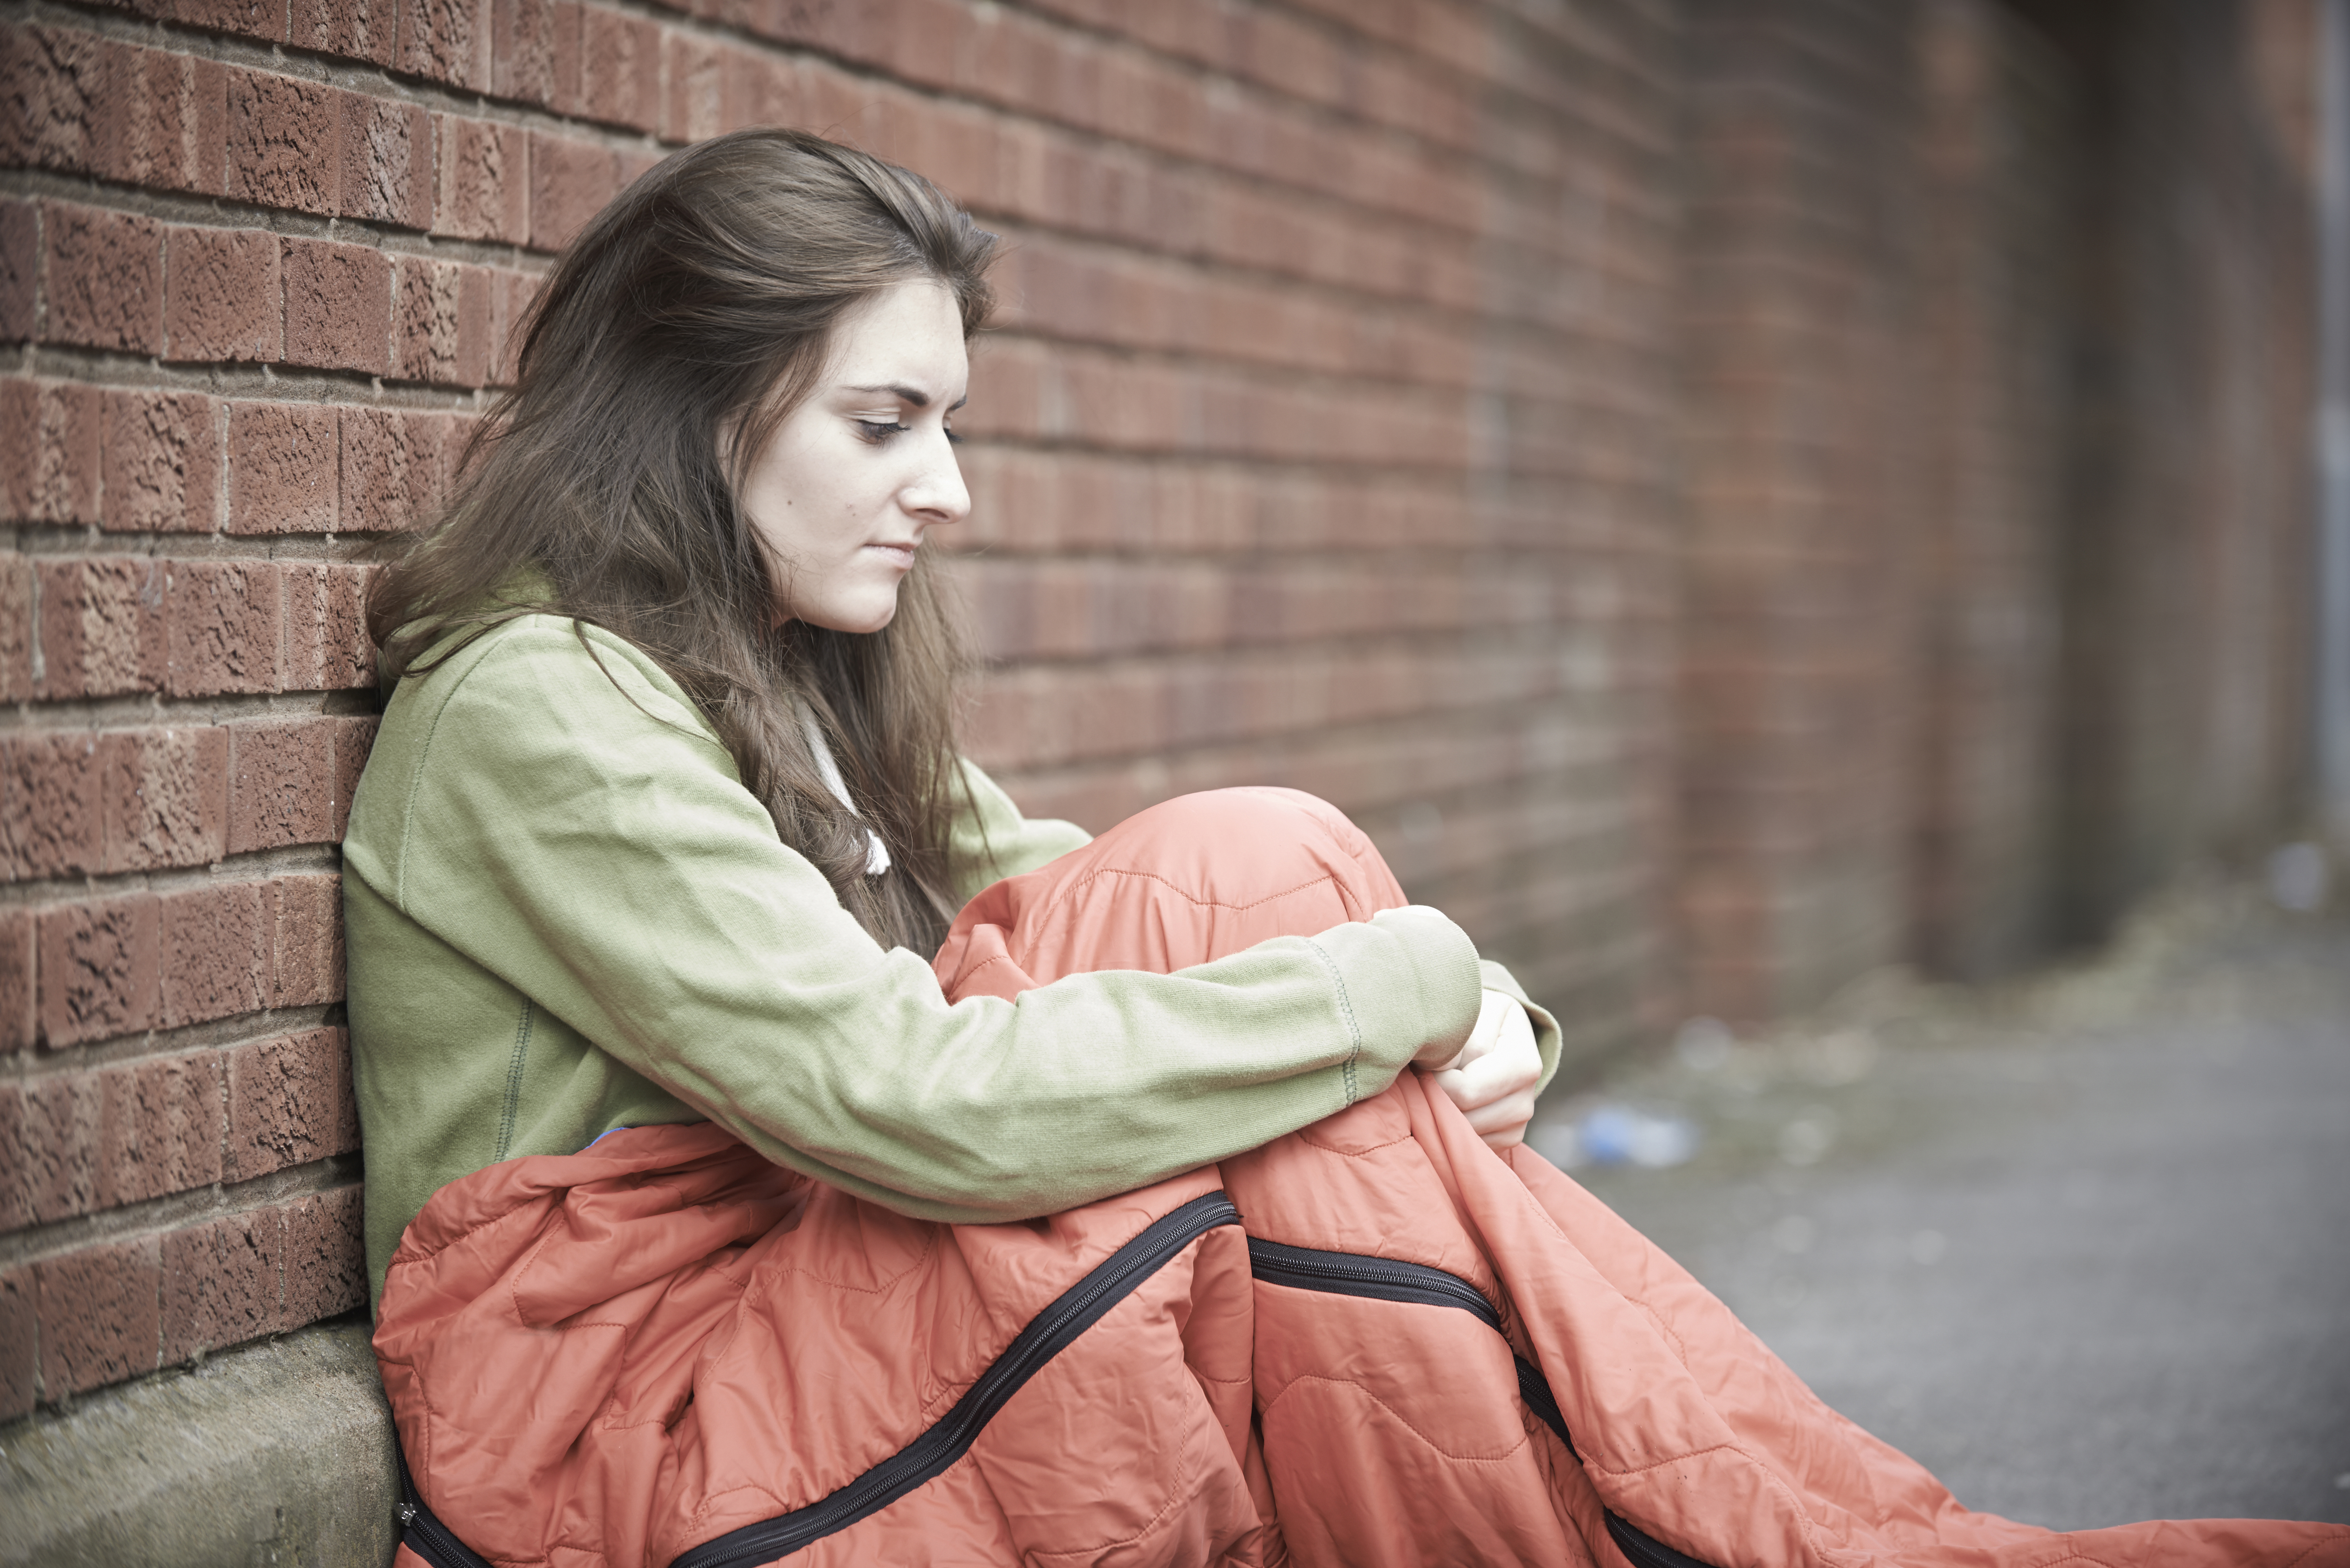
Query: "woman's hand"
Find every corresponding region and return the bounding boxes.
[1418,989,1542,1149]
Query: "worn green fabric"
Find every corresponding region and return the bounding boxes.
[345,616,1556,1303]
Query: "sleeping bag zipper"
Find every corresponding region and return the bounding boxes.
[392,1192,1241,1568]
[392,1197,1714,1568]
[669,1189,1243,1568]
[393,1442,492,1568]
[1246,1237,1717,1568]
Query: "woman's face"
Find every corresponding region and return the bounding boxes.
[738,278,971,633]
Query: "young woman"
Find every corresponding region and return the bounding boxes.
[351,130,2345,1568]
[348,128,1549,1317]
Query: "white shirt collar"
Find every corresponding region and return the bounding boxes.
[797,703,891,876]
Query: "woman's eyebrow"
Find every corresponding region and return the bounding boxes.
[845,383,969,412]
[847,382,931,407]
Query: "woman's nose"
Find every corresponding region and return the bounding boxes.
[905,434,971,526]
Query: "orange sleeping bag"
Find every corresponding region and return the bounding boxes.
[373,789,2350,1567]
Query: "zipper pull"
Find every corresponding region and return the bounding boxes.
[399,1502,419,1527]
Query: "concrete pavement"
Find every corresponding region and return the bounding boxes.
[1529,884,2350,1531]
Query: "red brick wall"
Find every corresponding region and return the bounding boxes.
[0,0,1686,1414]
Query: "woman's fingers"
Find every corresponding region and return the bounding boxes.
[1463,1089,1538,1147]
[1428,992,1541,1148]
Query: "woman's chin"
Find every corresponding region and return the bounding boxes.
[792,592,901,635]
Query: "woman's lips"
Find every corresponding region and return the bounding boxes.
[864,543,917,568]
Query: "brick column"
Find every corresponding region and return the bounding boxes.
[1675,0,1938,1020]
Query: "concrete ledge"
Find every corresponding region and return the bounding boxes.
[0,1317,397,1567]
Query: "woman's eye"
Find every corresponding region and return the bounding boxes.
[855,419,910,442]
[943,424,962,446]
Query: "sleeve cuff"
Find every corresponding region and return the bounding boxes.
[1305,905,1485,1089]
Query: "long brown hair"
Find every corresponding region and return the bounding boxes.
[368,128,994,954]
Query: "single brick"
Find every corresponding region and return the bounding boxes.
[227,401,338,534]
[663,25,789,142]
[551,0,588,111]
[35,556,167,699]
[659,29,725,144]
[488,270,537,385]
[227,69,341,216]
[290,0,399,66]
[0,731,108,879]
[1,23,106,177]
[340,93,432,230]
[103,725,230,872]
[163,560,281,697]
[0,907,32,1054]
[0,557,28,701]
[0,1083,26,1230]
[131,0,288,43]
[164,225,280,362]
[0,1267,35,1420]
[578,6,660,133]
[0,197,33,341]
[664,42,794,144]
[528,130,617,252]
[393,256,491,386]
[492,0,579,109]
[433,114,529,243]
[42,202,162,354]
[162,1207,286,1361]
[108,45,230,197]
[36,1237,160,1395]
[282,563,376,692]
[226,1026,357,1181]
[0,379,104,524]
[282,1184,365,1326]
[398,0,491,92]
[226,717,338,854]
[158,880,269,1028]
[102,389,224,533]
[331,716,379,837]
[282,236,391,375]
[268,873,343,1008]
[97,1049,224,1206]
[36,893,161,1049]
[22,1068,97,1220]
[340,407,459,531]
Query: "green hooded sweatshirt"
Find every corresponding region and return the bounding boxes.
[342,616,1560,1302]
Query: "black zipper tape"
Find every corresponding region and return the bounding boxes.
[1246,1236,1507,1331]
[393,1192,1241,1568]
[394,1441,494,1568]
[669,1189,1243,1568]
[1245,1237,1719,1568]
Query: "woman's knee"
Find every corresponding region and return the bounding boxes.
[1118,786,1350,847]
[1091,788,1403,916]
[936,787,1409,992]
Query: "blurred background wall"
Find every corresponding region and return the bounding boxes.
[0,0,2330,1420]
